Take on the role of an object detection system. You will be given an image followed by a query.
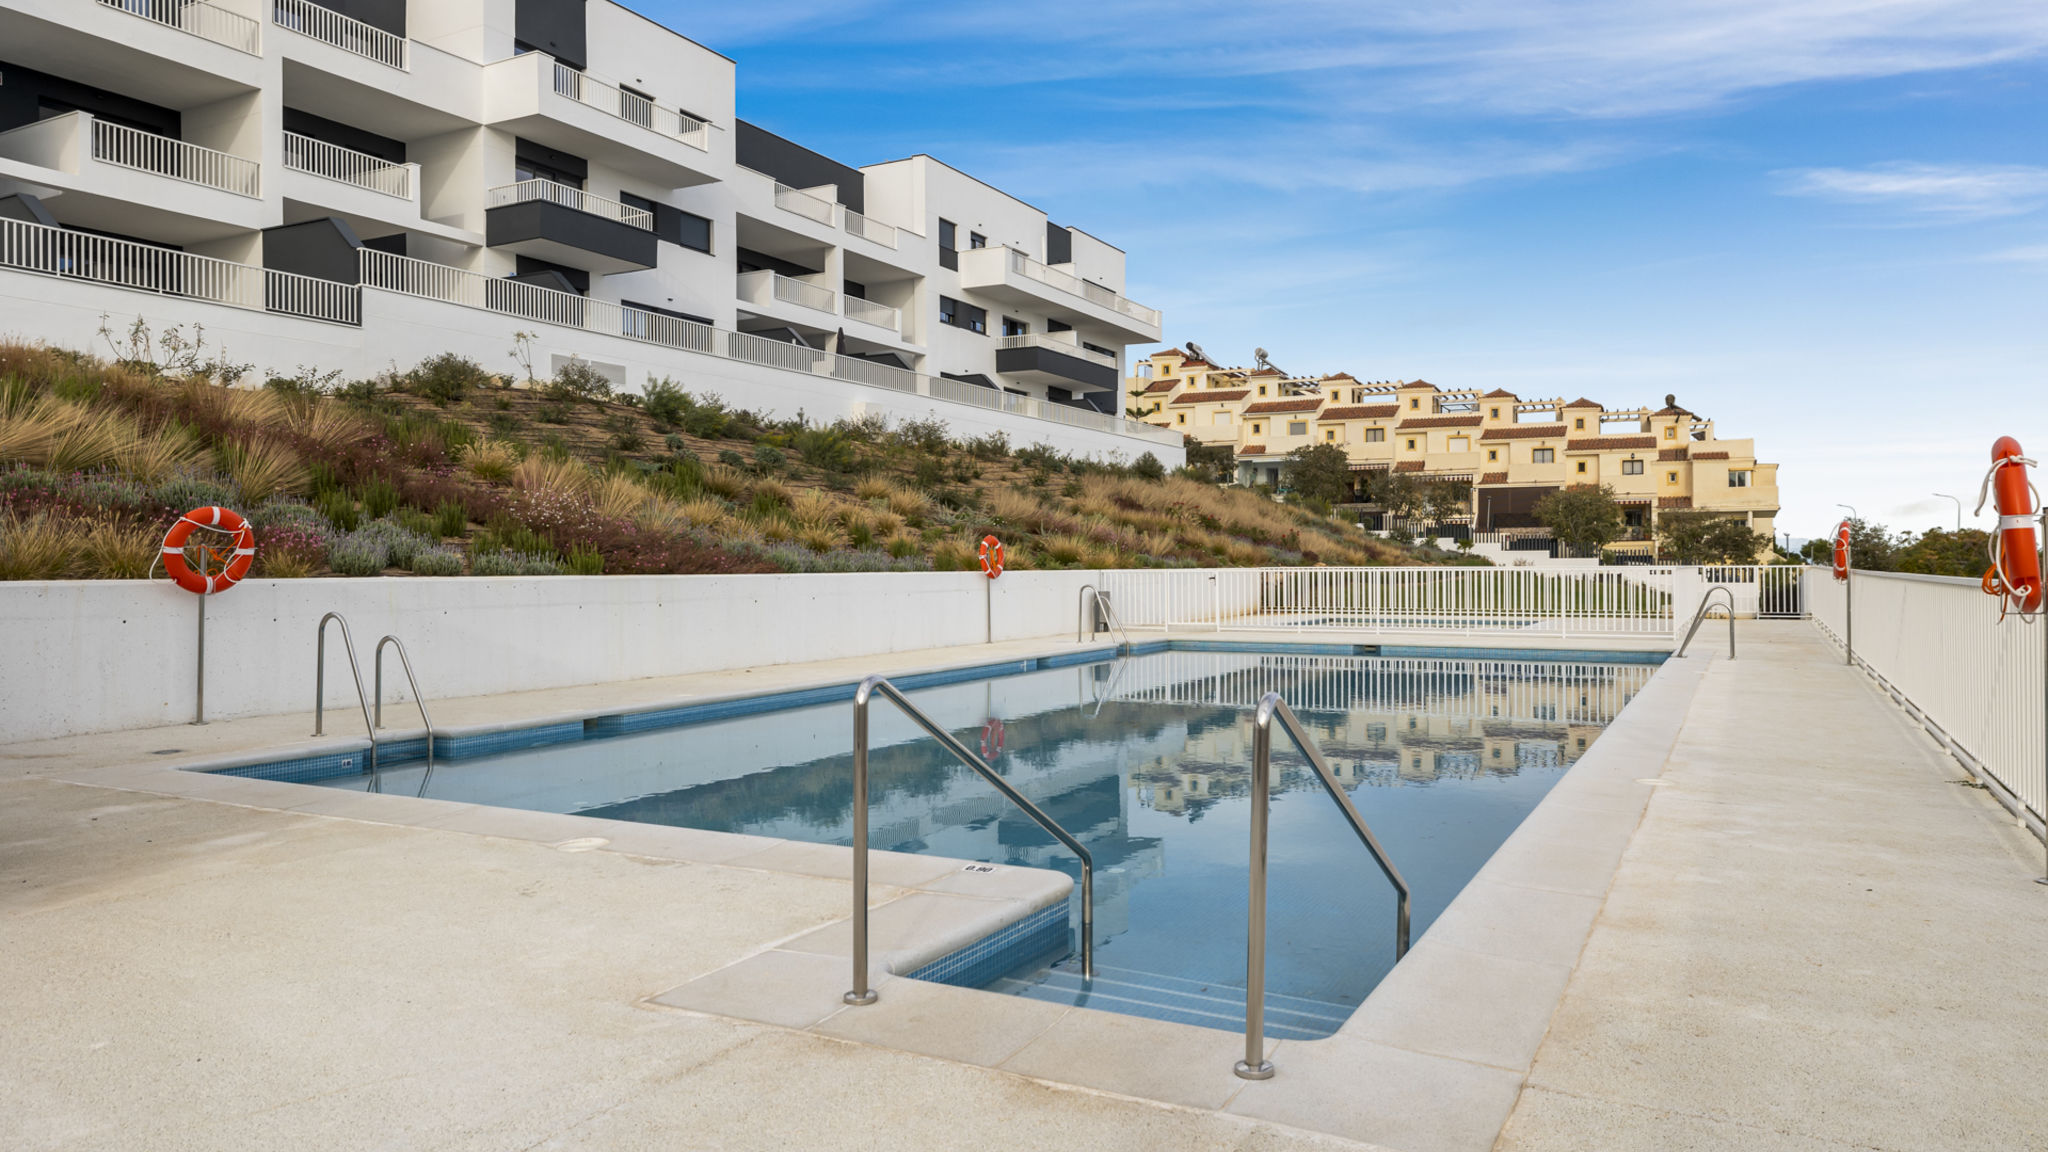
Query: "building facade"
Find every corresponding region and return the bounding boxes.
[0,0,1174,460]
[1129,346,1780,553]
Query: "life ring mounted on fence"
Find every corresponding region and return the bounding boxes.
[1830,520,1851,583]
[1975,436,2042,619]
[979,534,1005,579]
[160,506,256,595]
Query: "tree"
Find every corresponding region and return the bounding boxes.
[1659,511,1770,564]
[1533,484,1625,551]
[1798,517,1904,570]
[1182,436,1235,484]
[1895,527,1991,577]
[1425,479,1473,524]
[1370,472,1428,520]
[1286,443,1351,506]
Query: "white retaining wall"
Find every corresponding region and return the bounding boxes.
[0,570,1109,743]
[0,269,1182,465]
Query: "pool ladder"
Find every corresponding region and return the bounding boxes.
[1237,692,1410,1081]
[1077,583,1131,650]
[1676,586,1737,659]
[843,674,1095,1007]
[313,613,437,790]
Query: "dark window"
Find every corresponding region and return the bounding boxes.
[939,295,986,335]
[1002,316,1027,337]
[619,190,656,227]
[968,232,986,249]
[1533,448,1555,463]
[283,108,405,164]
[938,218,958,269]
[1046,319,1072,333]
[1622,459,1644,475]
[513,139,585,188]
[1082,341,1114,358]
[672,208,711,253]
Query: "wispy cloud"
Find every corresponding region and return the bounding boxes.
[1985,243,2048,262]
[1777,163,2048,219]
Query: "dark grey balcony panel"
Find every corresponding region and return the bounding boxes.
[486,199,656,272]
[516,0,586,70]
[996,344,1117,392]
[263,216,362,284]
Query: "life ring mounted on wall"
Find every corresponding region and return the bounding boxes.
[979,534,1005,579]
[161,506,256,595]
[1976,436,2043,619]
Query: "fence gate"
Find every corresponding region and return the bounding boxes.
[1758,565,1805,617]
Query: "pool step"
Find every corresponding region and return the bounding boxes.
[987,960,1355,1040]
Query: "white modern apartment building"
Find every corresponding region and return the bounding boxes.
[0,0,1176,459]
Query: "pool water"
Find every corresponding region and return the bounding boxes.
[310,647,1655,1037]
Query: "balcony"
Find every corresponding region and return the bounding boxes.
[271,0,406,68]
[93,118,259,196]
[552,64,708,151]
[283,132,414,199]
[955,244,1161,341]
[842,295,902,336]
[737,268,835,316]
[98,0,260,54]
[844,209,898,249]
[994,332,1118,393]
[484,52,719,187]
[772,183,838,226]
[484,180,656,274]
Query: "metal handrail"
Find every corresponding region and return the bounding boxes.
[844,675,1095,1006]
[1237,692,1410,1081]
[1676,585,1737,659]
[1089,656,1131,719]
[373,635,436,780]
[1077,583,1131,648]
[312,612,378,772]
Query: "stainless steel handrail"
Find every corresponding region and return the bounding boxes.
[1676,585,1737,659]
[373,635,436,792]
[1089,656,1131,719]
[1077,583,1131,648]
[1237,691,1410,1081]
[844,674,1095,1006]
[312,612,378,772]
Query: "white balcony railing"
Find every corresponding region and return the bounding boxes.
[843,209,898,249]
[354,249,1180,447]
[91,119,260,197]
[487,179,653,230]
[997,331,1117,368]
[772,182,838,226]
[98,0,261,54]
[999,246,1161,328]
[552,63,709,150]
[843,295,901,334]
[0,215,359,324]
[737,268,836,314]
[272,0,408,69]
[283,132,413,199]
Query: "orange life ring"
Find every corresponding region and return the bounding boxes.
[1831,520,1851,583]
[161,506,256,595]
[1980,436,2042,616]
[980,718,1005,761]
[978,534,1005,579]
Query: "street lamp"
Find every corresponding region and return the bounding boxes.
[1837,503,1858,522]
[1932,492,1962,532]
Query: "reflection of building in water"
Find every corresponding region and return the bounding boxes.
[1121,653,1651,816]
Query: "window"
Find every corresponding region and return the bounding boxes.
[1001,316,1028,337]
[1288,421,1308,436]
[938,295,986,334]
[1622,459,1644,475]
[1365,428,1385,443]
[938,219,956,249]
[515,157,581,188]
[969,232,986,249]
[1252,422,1263,434]
[1176,413,1186,424]
[1489,407,1500,419]
[1487,449,1498,461]
[1082,341,1115,359]
[1663,427,1676,439]
[1257,385,1268,397]
[1667,471,1679,483]
[1574,417,1586,430]
[1325,429,1337,442]
[1576,461,1588,473]
[1153,403,1163,413]
[1533,448,1555,463]
[1728,470,1751,487]
[938,218,957,269]
[1410,398,1421,409]
[1406,438,1417,450]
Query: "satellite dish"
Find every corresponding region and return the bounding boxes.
[1186,341,1206,361]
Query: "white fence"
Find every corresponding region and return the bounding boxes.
[842,295,902,334]
[1103,566,1684,640]
[1808,569,2045,827]
[1002,247,1161,327]
[552,63,709,149]
[773,182,838,225]
[283,132,413,198]
[91,119,260,197]
[98,0,261,54]
[273,0,407,68]
[844,210,898,248]
[0,216,359,324]
[488,179,652,229]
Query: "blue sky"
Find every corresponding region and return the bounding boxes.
[642,0,2048,541]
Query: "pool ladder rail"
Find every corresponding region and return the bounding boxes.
[313,613,437,791]
[843,674,1096,1007]
[1077,583,1131,650]
[1237,691,1411,1081]
[1676,585,1737,659]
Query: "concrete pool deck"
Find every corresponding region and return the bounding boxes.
[3,622,2044,1149]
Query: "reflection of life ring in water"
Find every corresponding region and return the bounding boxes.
[980,718,1005,761]
[161,506,256,595]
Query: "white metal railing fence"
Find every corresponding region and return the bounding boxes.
[1,216,358,323]
[843,295,901,333]
[773,182,838,225]
[551,63,709,149]
[272,0,407,68]
[1698,563,1806,618]
[353,249,1184,446]
[997,331,1117,368]
[844,209,898,248]
[1808,569,2045,826]
[1103,566,1682,639]
[736,269,834,313]
[488,179,652,229]
[282,131,412,198]
[1000,246,1162,328]
[91,119,259,197]
[99,0,261,54]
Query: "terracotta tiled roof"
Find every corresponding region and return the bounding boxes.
[1564,397,1602,409]
[1659,496,1693,509]
[1566,436,1657,451]
[1690,450,1730,460]
[1322,372,1357,381]
[1394,460,1426,472]
[1171,389,1246,405]
[1657,448,1688,461]
[1481,424,1564,440]
[1242,398,1323,415]
[1655,404,1694,416]
[1403,379,1439,391]
[1396,415,1483,429]
[1247,367,1283,377]
[1481,388,1519,398]
[1480,471,1509,485]
[1237,444,1266,456]
[1142,379,1178,394]
[1317,404,1400,420]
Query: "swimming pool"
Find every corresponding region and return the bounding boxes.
[249,644,1657,1037]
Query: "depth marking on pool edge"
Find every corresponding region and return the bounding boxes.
[962,864,998,873]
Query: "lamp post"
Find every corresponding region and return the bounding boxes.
[1932,492,1962,532]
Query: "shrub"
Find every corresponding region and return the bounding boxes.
[965,431,1010,460]
[433,500,467,537]
[546,358,613,403]
[605,413,645,452]
[912,457,944,488]
[354,518,436,568]
[792,426,857,473]
[75,519,157,579]
[1131,451,1165,481]
[565,543,605,575]
[408,547,463,576]
[459,439,520,483]
[153,473,237,514]
[485,411,524,436]
[718,449,747,470]
[356,476,400,520]
[472,549,563,576]
[753,444,786,471]
[664,433,687,453]
[893,416,949,454]
[643,378,689,427]
[405,353,491,406]
[884,532,921,559]
[536,402,570,424]
[328,532,389,576]
[316,489,359,533]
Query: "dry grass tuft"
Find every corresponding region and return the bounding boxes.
[459,439,521,483]
[285,401,368,454]
[594,472,649,521]
[855,477,893,501]
[75,519,158,579]
[512,454,593,498]
[0,513,74,579]
[701,465,748,500]
[218,436,307,502]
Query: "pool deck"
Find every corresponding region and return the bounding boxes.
[3,622,2044,1150]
